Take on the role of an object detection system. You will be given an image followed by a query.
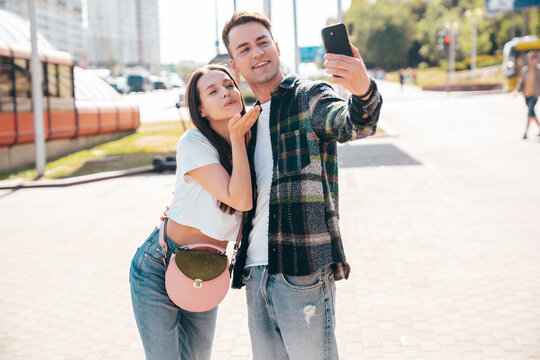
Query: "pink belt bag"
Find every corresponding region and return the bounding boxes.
[159,220,230,312]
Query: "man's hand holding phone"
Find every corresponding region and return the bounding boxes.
[321,23,372,100]
[324,43,372,99]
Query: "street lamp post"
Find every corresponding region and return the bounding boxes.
[28,0,46,177]
[445,21,459,89]
[465,8,483,83]
[293,0,299,74]
[214,0,219,54]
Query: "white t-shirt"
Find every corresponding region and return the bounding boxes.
[165,129,242,242]
[246,101,272,267]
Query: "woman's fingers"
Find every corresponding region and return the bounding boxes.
[236,106,260,129]
[229,105,260,137]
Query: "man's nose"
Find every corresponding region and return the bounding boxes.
[252,46,264,57]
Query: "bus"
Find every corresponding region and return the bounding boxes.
[502,36,540,91]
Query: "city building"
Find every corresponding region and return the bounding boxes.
[86,0,160,72]
[0,0,86,66]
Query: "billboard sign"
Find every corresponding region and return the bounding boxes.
[300,46,325,63]
[486,0,540,15]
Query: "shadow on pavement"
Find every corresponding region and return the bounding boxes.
[338,143,422,168]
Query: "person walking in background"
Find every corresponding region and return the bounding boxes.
[222,11,382,360]
[129,65,260,360]
[399,68,405,91]
[516,51,540,140]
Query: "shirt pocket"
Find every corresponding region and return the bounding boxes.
[279,129,311,175]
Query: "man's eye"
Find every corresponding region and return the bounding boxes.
[241,48,248,53]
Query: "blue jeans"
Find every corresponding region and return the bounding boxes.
[244,265,339,360]
[525,96,538,117]
[129,227,218,360]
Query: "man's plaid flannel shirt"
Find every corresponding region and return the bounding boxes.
[232,74,382,288]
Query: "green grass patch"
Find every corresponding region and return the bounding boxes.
[0,121,189,181]
[386,67,504,87]
[1,113,387,182]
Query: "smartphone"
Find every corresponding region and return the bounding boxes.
[321,23,353,57]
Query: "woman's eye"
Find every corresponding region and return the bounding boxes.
[226,84,233,88]
[209,90,216,95]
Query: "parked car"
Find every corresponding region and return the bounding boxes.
[150,75,170,90]
[166,72,186,88]
[126,73,152,93]
[105,76,128,94]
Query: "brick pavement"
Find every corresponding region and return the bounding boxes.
[1,81,539,359]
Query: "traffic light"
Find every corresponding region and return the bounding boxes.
[444,35,451,45]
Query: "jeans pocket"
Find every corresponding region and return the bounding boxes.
[242,267,255,285]
[279,130,310,175]
[280,270,324,290]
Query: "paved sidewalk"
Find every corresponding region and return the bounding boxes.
[1,82,539,359]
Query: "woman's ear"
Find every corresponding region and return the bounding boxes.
[199,107,207,117]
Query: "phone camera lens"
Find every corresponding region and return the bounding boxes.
[330,31,334,35]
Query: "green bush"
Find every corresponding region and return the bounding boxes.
[461,54,503,68]
[455,61,469,71]
[418,62,429,70]
[438,59,448,71]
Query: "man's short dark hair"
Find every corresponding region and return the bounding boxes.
[222,11,273,56]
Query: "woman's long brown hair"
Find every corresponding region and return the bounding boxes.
[185,65,250,215]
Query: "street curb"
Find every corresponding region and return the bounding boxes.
[0,165,155,190]
[0,120,397,191]
[377,121,399,137]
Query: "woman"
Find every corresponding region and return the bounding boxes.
[129,65,260,360]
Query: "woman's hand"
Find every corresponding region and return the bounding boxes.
[228,105,261,142]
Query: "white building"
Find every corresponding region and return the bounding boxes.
[86,0,160,71]
[0,0,86,65]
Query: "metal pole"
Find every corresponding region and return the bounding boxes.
[337,0,346,97]
[233,0,237,13]
[264,0,271,21]
[293,0,299,74]
[471,19,477,83]
[449,27,456,85]
[28,0,46,177]
[521,9,527,36]
[214,0,219,54]
[511,11,516,39]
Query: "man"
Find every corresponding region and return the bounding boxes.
[223,12,382,359]
[516,51,540,140]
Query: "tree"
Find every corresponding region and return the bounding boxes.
[345,0,416,70]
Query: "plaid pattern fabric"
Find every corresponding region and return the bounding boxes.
[232,75,382,288]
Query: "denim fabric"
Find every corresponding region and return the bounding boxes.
[244,265,338,360]
[129,227,218,360]
[525,96,538,117]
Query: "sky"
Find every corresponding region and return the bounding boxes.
[159,0,352,72]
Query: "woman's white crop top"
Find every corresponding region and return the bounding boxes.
[165,129,242,242]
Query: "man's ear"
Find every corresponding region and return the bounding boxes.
[229,58,239,74]
[275,42,281,56]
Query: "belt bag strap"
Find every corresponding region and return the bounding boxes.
[159,220,168,266]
